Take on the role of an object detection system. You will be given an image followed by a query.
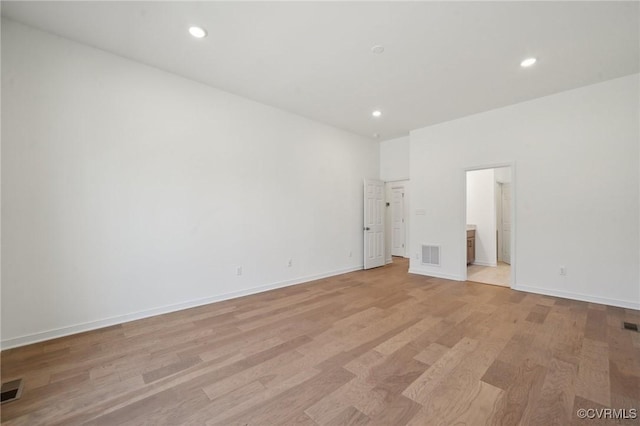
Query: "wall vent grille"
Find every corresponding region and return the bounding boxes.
[1,379,23,404]
[421,245,441,266]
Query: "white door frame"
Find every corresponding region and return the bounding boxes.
[496,182,504,262]
[462,163,516,287]
[499,182,512,265]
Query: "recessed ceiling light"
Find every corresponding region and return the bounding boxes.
[520,57,537,67]
[371,45,385,54]
[372,110,382,118]
[189,26,207,39]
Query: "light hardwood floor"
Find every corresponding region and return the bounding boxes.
[2,259,639,425]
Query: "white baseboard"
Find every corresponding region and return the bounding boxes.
[407,270,639,310]
[513,284,640,310]
[408,268,464,282]
[472,260,497,267]
[0,265,364,350]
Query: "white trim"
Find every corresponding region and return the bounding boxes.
[409,269,639,310]
[471,260,498,267]
[0,265,363,350]
[409,267,464,282]
[496,182,504,263]
[386,258,393,264]
[385,177,410,183]
[513,284,640,310]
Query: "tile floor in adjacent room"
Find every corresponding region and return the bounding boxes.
[468,261,511,287]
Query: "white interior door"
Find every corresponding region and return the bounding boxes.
[364,179,385,269]
[391,187,405,257]
[502,183,511,264]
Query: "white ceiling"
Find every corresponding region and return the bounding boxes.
[3,1,639,140]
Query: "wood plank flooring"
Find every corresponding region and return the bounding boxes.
[2,259,639,425]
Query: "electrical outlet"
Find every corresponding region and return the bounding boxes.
[236,267,242,276]
[559,266,566,276]
[288,259,293,267]
[349,251,353,258]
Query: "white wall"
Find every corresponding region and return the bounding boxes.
[1,20,379,348]
[380,136,409,182]
[409,74,640,309]
[380,136,410,263]
[494,167,511,184]
[466,169,497,267]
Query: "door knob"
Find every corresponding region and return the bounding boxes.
[364,227,370,231]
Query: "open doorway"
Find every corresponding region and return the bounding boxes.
[465,167,512,287]
[384,180,409,264]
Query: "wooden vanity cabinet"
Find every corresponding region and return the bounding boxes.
[467,230,476,265]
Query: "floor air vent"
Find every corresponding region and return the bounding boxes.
[421,245,441,266]
[1,379,23,404]
[623,322,639,332]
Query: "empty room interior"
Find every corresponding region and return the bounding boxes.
[1,2,639,425]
